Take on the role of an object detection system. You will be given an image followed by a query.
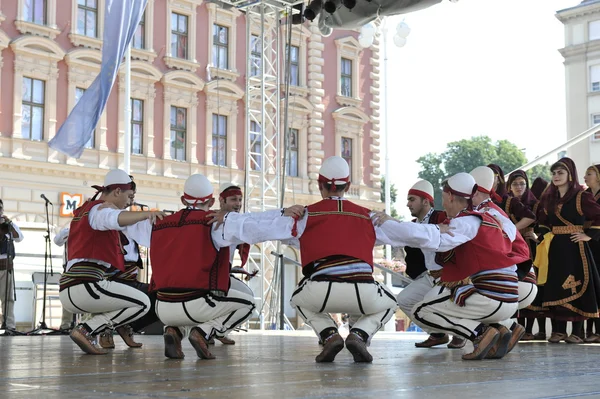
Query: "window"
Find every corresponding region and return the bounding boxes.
[286,45,300,86]
[212,114,227,166]
[341,58,352,97]
[132,12,145,50]
[75,87,94,148]
[341,136,352,179]
[21,77,45,141]
[592,65,600,92]
[23,0,46,25]
[250,121,262,171]
[287,128,299,177]
[171,13,188,59]
[591,21,600,41]
[170,106,186,161]
[131,99,144,154]
[250,35,261,77]
[593,114,600,140]
[212,24,229,69]
[77,0,98,38]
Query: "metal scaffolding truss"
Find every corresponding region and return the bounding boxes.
[235,0,301,329]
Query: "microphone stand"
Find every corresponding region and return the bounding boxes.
[27,199,61,335]
[0,221,25,336]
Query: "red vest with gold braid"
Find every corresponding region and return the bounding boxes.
[477,201,531,279]
[438,211,526,283]
[299,199,375,270]
[68,200,126,272]
[149,209,230,294]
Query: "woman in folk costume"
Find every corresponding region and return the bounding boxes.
[520,177,550,340]
[583,164,600,343]
[505,170,541,341]
[487,164,536,231]
[535,158,600,343]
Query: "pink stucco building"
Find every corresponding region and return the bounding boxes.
[0,0,382,328]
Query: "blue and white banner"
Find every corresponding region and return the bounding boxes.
[49,0,148,158]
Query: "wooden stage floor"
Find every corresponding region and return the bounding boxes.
[1,330,599,399]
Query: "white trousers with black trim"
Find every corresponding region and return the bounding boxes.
[397,271,436,318]
[411,287,518,341]
[156,288,255,340]
[290,279,397,338]
[518,281,537,310]
[59,280,150,334]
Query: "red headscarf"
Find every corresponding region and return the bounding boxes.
[539,157,582,213]
[507,169,537,210]
[487,163,507,199]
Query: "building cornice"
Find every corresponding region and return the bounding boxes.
[557,2,600,23]
[559,39,600,59]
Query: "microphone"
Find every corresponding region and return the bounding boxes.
[40,194,53,205]
[133,202,148,209]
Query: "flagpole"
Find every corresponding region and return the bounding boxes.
[124,44,132,174]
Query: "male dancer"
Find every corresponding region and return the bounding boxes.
[398,180,465,349]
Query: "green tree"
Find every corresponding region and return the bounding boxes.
[526,163,552,184]
[380,177,399,218]
[416,135,528,209]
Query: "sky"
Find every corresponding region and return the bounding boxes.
[381,0,577,218]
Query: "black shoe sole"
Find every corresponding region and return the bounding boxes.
[346,338,373,363]
[315,338,344,363]
[164,334,184,359]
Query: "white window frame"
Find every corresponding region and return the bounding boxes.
[69,0,104,50]
[332,107,371,187]
[280,97,313,181]
[207,3,241,81]
[279,24,309,93]
[204,80,245,168]
[63,49,110,166]
[131,0,156,63]
[10,36,64,163]
[16,0,59,39]
[164,0,201,72]
[117,61,162,165]
[335,36,363,108]
[591,64,600,93]
[161,71,204,176]
[590,20,600,41]
[592,114,600,141]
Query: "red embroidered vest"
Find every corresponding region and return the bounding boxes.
[438,211,524,282]
[299,199,375,270]
[149,209,230,293]
[68,200,126,271]
[476,201,531,278]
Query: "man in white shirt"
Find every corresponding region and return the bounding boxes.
[373,173,528,360]
[0,199,24,334]
[59,169,164,355]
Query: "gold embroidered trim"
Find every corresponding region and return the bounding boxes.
[576,190,584,216]
[551,226,583,234]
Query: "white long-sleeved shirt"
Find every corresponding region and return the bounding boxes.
[53,226,70,247]
[222,198,443,252]
[0,221,24,260]
[125,207,295,250]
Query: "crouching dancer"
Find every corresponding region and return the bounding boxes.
[217,156,451,363]
[126,174,303,359]
[373,173,530,360]
[59,170,161,355]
